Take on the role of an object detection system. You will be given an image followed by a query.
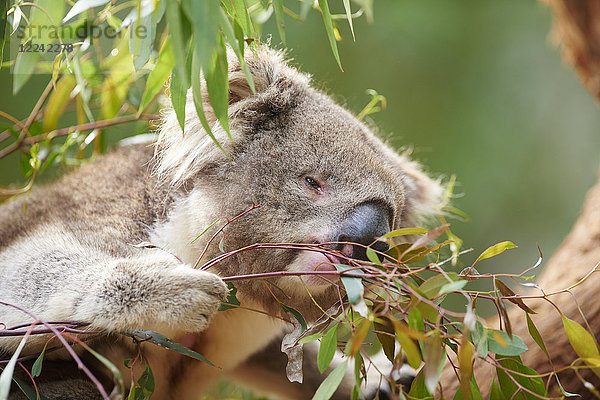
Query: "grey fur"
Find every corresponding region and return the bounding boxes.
[0,46,442,399]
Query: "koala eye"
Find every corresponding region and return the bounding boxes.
[304,176,323,193]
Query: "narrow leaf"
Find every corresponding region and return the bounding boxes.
[317,325,338,373]
[487,330,528,356]
[365,247,381,265]
[423,332,445,395]
[379,227,428,239]
[495,278,535,314]
[165,0,189,88]
[170,67,188,133]
[205,34,230,137]
[562,315,600,378]
[43,74,76,132]
[0,334,29,400]
[312,361,348,400]
[219,281,240,311]
[280,303,308,332]
[525,314,548,359]
[231,0,254,38]
[191,49,224,153]
[272,0,286,44]
[317,0,342,70]
[374,319,395,362]
[31,347,46,378]
[126,330,214,366]
[472,241,517,267]
[346,319,370,357]
[342,0,355,41]
[394,323,422,369]
[334,264,364,304]
[457,338,474,399]
[63,0,110,23]
[138,37,175,115]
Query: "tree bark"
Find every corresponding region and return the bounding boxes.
[439,1,600,396]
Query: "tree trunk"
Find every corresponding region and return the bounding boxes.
[439,1,600,396]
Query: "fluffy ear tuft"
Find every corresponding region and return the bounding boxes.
[154,45,310,186]
[397,153,445,227]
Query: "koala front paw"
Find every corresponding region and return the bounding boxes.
[81,260,229,333]
[162,266,229,332]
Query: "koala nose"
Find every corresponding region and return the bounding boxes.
[336,202,391,261]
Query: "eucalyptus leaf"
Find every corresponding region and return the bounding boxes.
[138,38,175,114]
[317,0,342,70]
[125,330,214,366]
[317,325,338,373]
[312,361,347,400]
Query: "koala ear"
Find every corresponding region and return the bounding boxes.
[397,153,444,227]
[226,47,309,114]
[155,46,309,186]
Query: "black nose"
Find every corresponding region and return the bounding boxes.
[336,202,391,261]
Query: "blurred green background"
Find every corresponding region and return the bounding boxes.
[1,0,599,311]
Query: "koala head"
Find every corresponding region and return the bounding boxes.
[155,47,443,320]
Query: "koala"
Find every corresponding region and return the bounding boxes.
[0,46,442,399]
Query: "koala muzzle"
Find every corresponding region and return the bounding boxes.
[336,202,391,261]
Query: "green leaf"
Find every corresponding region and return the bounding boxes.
[31,346,47,378]
[525,314,549,359]
[438,279,467,296]
[63,0,110,23]
[395,325,422,369]
[487,330,527,356]
[165,0,189,88]
[312,361,348,400]
[219,281,241,311]
[472,241,517,266]
[342,0,355,41]
[407,371,434,399]
[130,12,155,71]
[191,48,224,153]
[0,0,8,64]
[300,0,313,19]
[374,319,395,362]
[418,273,459,300]
[138,37,175,115]
[472,320,488,357]
[272,0,286,44]
[562,315,600,377]
[13,0,65,94]
[280,303,308,332]
[0,334,29,400]
[43,74,77,132]
[298,332,324,344]
[183,0,219,70]
[496,355,547,399]
[365,247,381,265]
[495,278,535,314]
[231,0,254,38]
[452,376,484,400]
[170,67,188,134]
[489,379,503,400]
[423,332,445,395]
[136,366,154,399]
[317,0,342,70]
[317,325,338,373]
[334,264,364,304]
[379,227,428,239]
[205,34,230,137]
[7,374,48,400]
[126,330,214,366]
[82,343,125,395]
[346,319,370,357]
[219,8,255,94]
